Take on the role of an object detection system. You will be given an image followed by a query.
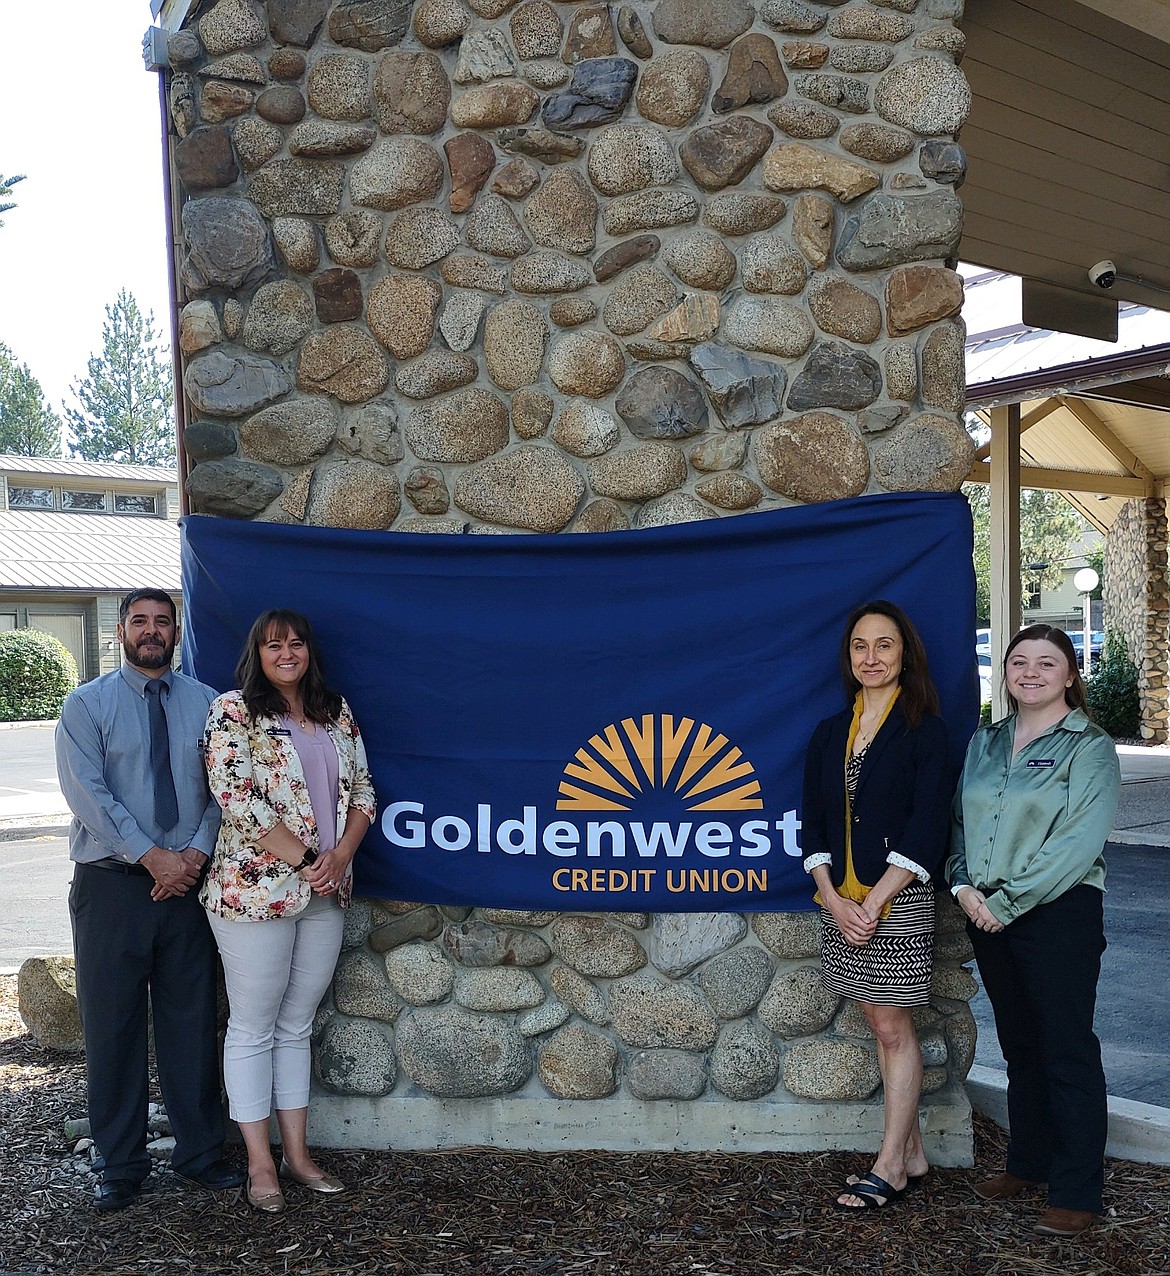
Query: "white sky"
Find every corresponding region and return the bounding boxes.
[0,1,171,420]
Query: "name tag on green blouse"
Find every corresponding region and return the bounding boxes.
[1026,759,1056,768]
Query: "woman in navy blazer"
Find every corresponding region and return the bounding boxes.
[802,600,952,1210]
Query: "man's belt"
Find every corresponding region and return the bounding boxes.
[83,858,153,877]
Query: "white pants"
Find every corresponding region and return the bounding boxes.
[207,894,344,1123]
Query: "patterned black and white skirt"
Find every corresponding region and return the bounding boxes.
[819,880,935,1006]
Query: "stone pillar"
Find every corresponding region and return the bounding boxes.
[164,0,977,1160]
[1104,498,1170,742]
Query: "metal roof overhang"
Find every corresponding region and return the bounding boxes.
[0,513,181,594]
[966,351,1170,415]
[965,343,1170,534]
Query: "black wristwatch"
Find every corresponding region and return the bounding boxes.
[293,848,318,871]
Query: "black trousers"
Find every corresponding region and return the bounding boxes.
[69,862,225,1184]
[969,884,1108,1213]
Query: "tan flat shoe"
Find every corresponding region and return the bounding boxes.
[279,1160,346,1194]
[245,1177,286,1213]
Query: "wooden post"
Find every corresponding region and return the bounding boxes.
[989,404,1021,720]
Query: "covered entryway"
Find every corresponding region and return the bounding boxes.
[962,272,1170,734]
[959,1,1170,733]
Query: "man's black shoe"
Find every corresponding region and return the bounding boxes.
[175,1158,247,1190]
[94,1179,140,1212]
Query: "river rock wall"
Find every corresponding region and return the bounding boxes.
[166,0,977,1153]
[1105,497,1170,743]
[314,898,977,1114]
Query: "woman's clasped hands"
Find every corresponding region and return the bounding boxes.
[300,842,357,896]
[955,885,1004,933]
[827,896,879,947]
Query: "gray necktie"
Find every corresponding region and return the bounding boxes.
[145,681,179,832]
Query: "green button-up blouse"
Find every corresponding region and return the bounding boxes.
[946,707,1120,927]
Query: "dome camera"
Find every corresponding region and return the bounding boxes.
[1088,260,1117,289]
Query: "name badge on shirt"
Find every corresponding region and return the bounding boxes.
[267,727,292,737]
[1026,758,1056,768]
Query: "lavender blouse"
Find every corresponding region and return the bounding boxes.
[283,717,340,854]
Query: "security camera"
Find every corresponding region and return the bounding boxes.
[1088,260,1116,289]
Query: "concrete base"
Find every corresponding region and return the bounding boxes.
[967,1065,1170,1167]
[305,1083,974,1165]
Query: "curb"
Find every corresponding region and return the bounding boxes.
[0,819,70,843]
[1109,829,1170,849]
[967,1064,1170,1167]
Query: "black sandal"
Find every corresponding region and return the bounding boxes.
[834,1172,907,1211]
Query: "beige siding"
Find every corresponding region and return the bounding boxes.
[962,0,1170,301]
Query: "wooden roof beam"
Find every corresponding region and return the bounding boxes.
[987,404,1021,722]
[1058,396,1158,496]
[1062,492,1116,537]
[966,462,1153,497]
[972,397,1063,461]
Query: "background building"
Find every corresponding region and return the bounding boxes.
[1022,535,1103,636]
[0,455,180,680]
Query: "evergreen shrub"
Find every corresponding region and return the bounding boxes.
[1085,630,1141,739]
[0,629,78,721]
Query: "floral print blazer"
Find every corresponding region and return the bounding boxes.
[200,690,377,922]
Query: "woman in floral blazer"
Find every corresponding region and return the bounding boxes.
[201,609,376,1213]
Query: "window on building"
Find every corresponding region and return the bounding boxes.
[114,492,158,515]
[7,485,54,510]
[1024,579,1042,610]
[62,490,107,512]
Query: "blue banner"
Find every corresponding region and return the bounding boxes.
[181,492,976,912]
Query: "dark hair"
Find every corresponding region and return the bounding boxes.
[838,599,940,729]
[1003,624,1087,713]
[119,588,177,624]
[236,609,342,724]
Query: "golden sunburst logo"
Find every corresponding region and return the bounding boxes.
[556,714,764,812]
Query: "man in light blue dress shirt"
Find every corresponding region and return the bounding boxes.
[56,588,244,1211]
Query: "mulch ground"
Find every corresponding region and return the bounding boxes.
[1,976,1166,1276]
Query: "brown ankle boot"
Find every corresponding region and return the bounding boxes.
[1033,1207,1098,1236]
[974,1171,1041,1200]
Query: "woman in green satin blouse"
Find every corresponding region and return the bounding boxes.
[947,624,1120,1239]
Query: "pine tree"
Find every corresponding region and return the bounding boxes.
[65,291,175,465]
[0,172,25,226]
[0,344,62,456]
[965,483,1084,624]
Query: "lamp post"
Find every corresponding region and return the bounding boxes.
[1073,567,1100,677]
